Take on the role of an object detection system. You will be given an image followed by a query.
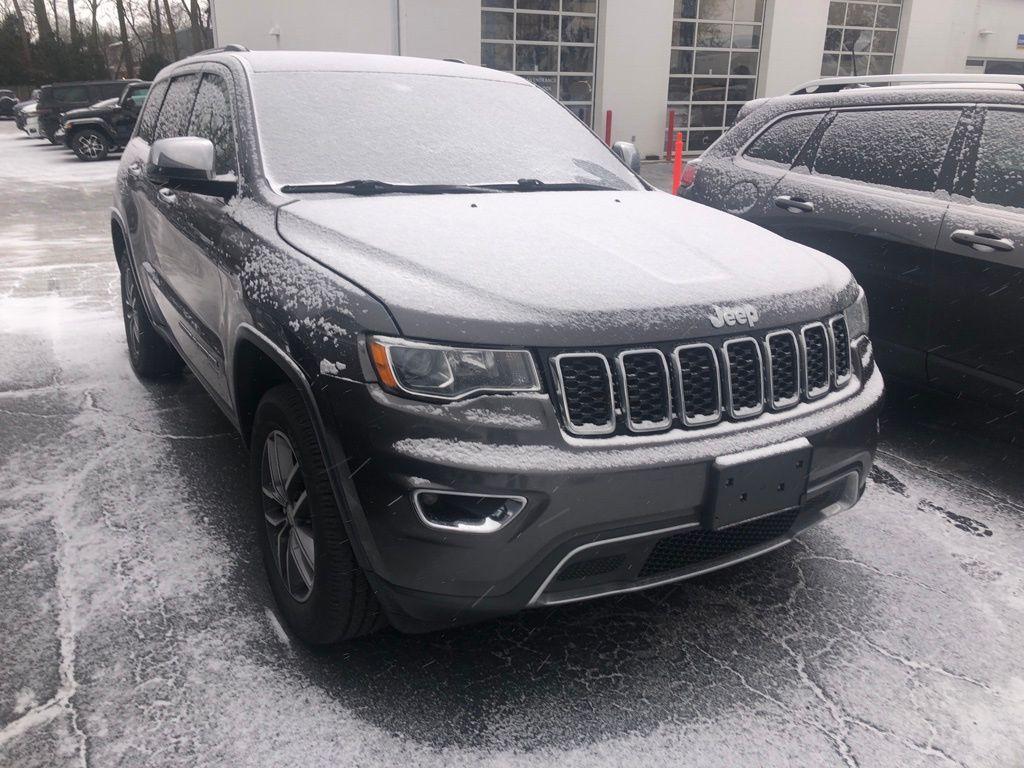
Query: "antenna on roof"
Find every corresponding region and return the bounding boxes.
[442,58,467,64]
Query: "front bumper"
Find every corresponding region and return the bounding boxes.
[321,352,883,633]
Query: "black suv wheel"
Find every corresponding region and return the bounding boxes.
[120,262,183,378]
[251,385,385,644]
[72,129,111,161]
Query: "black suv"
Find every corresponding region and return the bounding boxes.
[112,50,881,643]
[36,79,140,143]
[0,89,16,118]
[63,81,150,160]
[680,74,1024,413]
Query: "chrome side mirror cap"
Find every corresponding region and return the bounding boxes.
[146,136,237,198]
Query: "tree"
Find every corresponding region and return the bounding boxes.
[65,0,78,46]
[162,0,177,58]
[114,0,133,76]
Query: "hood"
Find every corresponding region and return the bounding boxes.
[276,190,856,347]
[65,99,118,121]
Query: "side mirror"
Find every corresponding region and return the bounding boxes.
[611,141,642,174]
[147,136,237,197]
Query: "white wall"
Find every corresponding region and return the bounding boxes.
[759,0,830,96]
[212,0,396,53]
[398,0,480,64]
[594,0,674,159]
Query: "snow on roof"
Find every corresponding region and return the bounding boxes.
[232,50,521,83]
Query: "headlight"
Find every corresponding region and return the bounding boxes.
[368,336,541,400]
[845,285,869,339]
[63,122,72,131]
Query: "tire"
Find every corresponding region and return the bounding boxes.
[71,129,110,161]
[251,385,386,645]
[120,261,183,378]
[45,130,60,145]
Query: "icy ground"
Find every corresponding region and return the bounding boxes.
[1,122,1023,767]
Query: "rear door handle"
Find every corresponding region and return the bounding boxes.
[950,229,1014,253]
[157,187,177,205]
[774,195,815,214]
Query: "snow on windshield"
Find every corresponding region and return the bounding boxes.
[250,71,642,190]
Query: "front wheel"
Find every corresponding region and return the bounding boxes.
[251,385,385,644]
[71,129,110,161]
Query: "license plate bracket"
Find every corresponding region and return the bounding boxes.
[707,439,812,530]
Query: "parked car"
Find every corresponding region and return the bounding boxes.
[36,79,141,143]
[112,49,881,643]
[18,100,40,137]
[13,89,40,131]
[63,82,150,161]
[680,74,1024,413]
[0,89,17,118]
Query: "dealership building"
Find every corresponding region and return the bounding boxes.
[211,0,1024,157]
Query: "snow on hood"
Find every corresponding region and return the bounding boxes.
[276,190,856,347]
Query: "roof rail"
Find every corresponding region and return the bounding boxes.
[790,73,1024,95]
[190,43,250,57]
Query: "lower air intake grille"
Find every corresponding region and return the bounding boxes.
[554,354,614,435]
[556,554,626,582]
[802,324,831,398]
[677,344,720,425]
[638,508,800,579]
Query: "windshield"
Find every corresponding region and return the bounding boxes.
[251,71,643,191]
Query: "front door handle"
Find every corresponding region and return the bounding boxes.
[774,195,815,214]
[157,187,177,205]
[127,162,143,179]
[950,229,1014,253]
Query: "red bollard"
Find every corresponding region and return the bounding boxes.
[604,109,613,145]
[672,132,684,194]
[666,110,675,159]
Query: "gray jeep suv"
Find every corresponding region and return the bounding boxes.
[111,48,882,643]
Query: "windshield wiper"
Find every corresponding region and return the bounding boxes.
[280,179,498,196]
[474,178,619,192]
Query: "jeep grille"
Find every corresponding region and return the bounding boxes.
[551,315,854,437]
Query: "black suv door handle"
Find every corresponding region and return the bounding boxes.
[774,195,815,214]
[157,187,177,205]
[950,229,1014,253]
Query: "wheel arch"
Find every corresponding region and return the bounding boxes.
[232,323,381,576]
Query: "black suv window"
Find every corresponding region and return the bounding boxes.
[97,82,129,100]
[154,74,199,141]
[812,108,961,193]
[52,85,89,103]
[188,73,237,176]
[124,84,150,110]
[974,109,1024,211]
[136,80,169,143]
[744,112,825,167]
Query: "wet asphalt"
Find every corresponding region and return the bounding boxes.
[1,122,1022,767]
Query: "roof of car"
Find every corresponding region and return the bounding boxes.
[196,49,522,84]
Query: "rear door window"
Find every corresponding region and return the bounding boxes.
[187,73,237,176]
[743,112,826,168]
[136,80,169,143]
[811,108,961,193]
[153,74,199,141]
[973,109,1024,211]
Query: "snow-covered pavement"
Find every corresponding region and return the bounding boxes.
[1,121,1023,767]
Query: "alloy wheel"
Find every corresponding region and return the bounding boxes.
[77,133,104,159]
[260,430,315,602]
[122,269,143,353]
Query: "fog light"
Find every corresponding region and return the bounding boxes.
[413,490,527,534]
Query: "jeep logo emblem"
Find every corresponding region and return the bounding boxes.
[708,304,759,328]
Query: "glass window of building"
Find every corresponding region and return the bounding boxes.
[821,1,902,78]
[481,0,598,127]
[666,0,766,154]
